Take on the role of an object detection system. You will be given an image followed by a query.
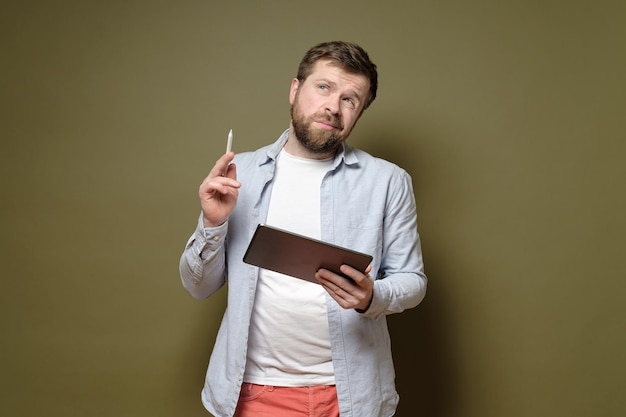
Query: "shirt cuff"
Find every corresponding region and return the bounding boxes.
[194,214,228,258]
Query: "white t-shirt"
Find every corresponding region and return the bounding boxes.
[243,149,335,386]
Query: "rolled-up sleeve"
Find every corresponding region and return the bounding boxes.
[179,214,229,300]
[360,170,427,318]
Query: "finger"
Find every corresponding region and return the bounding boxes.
[315,269,344,287]
[339,264,370,286]
[209,152,236,178]
[201,177,240,195]
[200,171,240,189]
[320,281,349,303]
[320,281,363,311]
[317,271,355,299]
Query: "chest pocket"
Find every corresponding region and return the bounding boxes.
[344,215,383,259]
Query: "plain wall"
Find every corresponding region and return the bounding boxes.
[2,1,624,416]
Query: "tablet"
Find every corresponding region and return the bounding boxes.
[243,224,373,284]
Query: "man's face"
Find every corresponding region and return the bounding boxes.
[289,59,370,156]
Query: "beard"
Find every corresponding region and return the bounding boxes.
[290,100,345,156]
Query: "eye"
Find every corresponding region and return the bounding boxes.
[343,97,356,108]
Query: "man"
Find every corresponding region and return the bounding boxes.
[179,41,427,417]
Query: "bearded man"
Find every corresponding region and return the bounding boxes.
[179,40,427,417]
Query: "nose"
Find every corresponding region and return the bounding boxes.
[325,95,341,115]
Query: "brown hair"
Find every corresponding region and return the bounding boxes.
[296,41,378,110]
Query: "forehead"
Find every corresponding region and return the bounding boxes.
[305,60,370,95]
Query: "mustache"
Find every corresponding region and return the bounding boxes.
[315,112,343,130]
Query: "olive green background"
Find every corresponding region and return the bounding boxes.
[2,1,624,416]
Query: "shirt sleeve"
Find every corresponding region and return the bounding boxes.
[179,213,229,300]
[360,170,427,318]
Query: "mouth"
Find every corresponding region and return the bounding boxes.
[314,119,341,131]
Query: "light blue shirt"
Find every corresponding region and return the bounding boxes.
[179,130,427,417]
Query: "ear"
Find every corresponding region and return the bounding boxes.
[288,78,300,105]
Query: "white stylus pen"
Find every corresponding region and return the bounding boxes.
[226,129,233,154]
[222,129,233,176]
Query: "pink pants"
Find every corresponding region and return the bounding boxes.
[233,383,340,417]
